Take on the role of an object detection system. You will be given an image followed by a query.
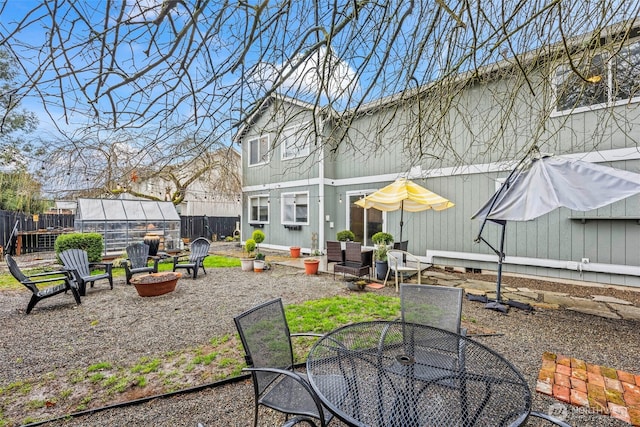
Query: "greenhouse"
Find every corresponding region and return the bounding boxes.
[74,198,181,256]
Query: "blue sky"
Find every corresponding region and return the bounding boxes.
[1,0,637,152]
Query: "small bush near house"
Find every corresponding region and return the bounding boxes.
[336,230,355,242]
[54,233,104,263]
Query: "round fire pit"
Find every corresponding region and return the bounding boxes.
[131,272,181,297]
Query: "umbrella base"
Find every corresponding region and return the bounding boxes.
[485,301,509,313]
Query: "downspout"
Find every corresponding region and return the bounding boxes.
[317,114,326,252]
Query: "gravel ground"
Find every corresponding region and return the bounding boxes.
[1,244,638,427]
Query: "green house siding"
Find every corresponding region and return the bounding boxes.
[239,45,640,287]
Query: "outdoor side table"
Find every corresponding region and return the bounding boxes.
[306,321,533,427]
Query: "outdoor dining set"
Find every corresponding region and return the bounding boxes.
[234,285,572,427]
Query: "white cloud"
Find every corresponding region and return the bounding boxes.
[252,47,359,102]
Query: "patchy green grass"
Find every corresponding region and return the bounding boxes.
[0,260,401,426]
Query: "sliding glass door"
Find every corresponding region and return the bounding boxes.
[348,194,383,246]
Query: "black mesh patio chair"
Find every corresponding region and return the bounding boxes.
[377,284,468,388]
[325,241,343,263]
[401,284,466,335]
[234,298,337,427]
[172,237,210,279]
[6,254,81,314]
[124,242,159,285]
[59,249,113,296]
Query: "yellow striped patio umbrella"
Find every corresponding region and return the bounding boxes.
[355,178,454,243]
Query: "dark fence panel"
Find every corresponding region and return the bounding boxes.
[181,216,240,242]
[1,210,240,254]
[0,210,75,255]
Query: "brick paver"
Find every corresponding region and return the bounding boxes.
[536,352,640,426]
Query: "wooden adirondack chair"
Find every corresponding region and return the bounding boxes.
[172,237,210,279]
[59,249,113,296]
[6,255,81,314]
[124,242,159,285]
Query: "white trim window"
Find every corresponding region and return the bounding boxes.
[281,192,309,225]
[554,39,640,114]
[248,195,269,223]
[281,124,311,160]
[248,135,269,166]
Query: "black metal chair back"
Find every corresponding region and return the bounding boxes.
[235,299,295,394]
[234,298,330,427]
[400,284,463,333]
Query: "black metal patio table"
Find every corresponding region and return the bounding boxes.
[306,321,533,427]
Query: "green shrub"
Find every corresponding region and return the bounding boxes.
[244,239,256,256]
[336,230,355,241]
[372,232,394,245]
[251,229,265,244]
[54,233,104,263]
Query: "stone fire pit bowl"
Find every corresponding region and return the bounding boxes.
[130,272,182,297]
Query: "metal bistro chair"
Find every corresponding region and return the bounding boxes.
[59,249,113,296]
[379,284,468,388]
[172,237,210,279]
[401,284,466,335]
[124,242,159,285]
[234,298,338,427]
[6,254,81,314]
[397,285,571,427]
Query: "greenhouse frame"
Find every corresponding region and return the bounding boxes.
[74,198,181,256]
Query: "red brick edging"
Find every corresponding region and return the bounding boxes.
[536,352,640,426]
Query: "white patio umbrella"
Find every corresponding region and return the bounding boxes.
[355,178,454,244]
[472,153,640,312]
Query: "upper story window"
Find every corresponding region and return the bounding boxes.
[281,192,309,225]
[554,39,640,114]
[248,195,269,223]
[249,135,269,166]
[281,124,311,160]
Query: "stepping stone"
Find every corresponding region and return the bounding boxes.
[423,271,459,281]
[612,304,640,321]
[591,295,633,305]
[513,290,540,300]
[460,280,497,292]
[465,288,487,296]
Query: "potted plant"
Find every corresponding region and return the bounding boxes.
[372,232,394,280]
[289,246,301,258]
[250,230,266,272]
[241,238,256,271]
[253,252,266,272]
[304,249,321,275]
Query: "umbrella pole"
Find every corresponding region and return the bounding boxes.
[486,222,508,313]
[399,201,404,244]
